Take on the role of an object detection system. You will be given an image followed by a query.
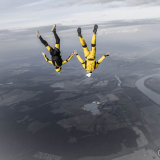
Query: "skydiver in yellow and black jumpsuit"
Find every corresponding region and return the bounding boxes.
[74,24,110,77]
[36,24,74,72]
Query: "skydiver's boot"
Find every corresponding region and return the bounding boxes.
[77,27,82,37]
[36,30,41,38]
[51,24,56,32]
[93,24,98,34]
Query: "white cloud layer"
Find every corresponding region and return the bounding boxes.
[0,0,160,29]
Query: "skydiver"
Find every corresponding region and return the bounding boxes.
[74,24,110,77]
[36,24,74,72]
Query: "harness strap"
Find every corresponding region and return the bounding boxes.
[94,61,97,69]
[88,58,94,61]
[85,61,87,69]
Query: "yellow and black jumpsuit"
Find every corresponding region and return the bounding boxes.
[75,32,108,72]
[39,31,73,72]
[43,53,73,68]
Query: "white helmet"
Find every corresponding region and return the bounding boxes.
[86,72,92,77]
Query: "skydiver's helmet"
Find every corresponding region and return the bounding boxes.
[55,66,62,72]
[86,71,92,77]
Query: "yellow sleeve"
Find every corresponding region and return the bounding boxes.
[95,54,109,69]
[76,54,85,69]
[97,55,107,64]
[76,54,84,63]
[62,54,74,65]
[43,54,53,64]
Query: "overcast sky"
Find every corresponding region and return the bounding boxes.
[0,0,160,30]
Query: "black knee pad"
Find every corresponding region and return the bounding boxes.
[82,44,87,48]
[91,44,96,47]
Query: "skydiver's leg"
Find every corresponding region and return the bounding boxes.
[36,31,52,52]
[39,36,48,46]
[53,31,60,50]
[77,27,90,58]
[51,24,60,51]
[90,24,98,59]
[39,36,53,52]
[90,33,96,59]
[80,37,90,59]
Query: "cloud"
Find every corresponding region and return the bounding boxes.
[82,0,160,6]
[125,0,160,6]
[0,0,160,30]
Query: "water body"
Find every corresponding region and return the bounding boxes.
[82,102,101,115]
[135,74,160,105]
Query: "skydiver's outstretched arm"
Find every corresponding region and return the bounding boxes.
[62,52,75,65]
[42,52,53,64]
[74,50,86,68]
[95,52,110,68]
[36,31,52,52]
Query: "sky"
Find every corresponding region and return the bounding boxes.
[1,0,160,30]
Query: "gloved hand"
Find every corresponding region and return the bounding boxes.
[105,52,110,56]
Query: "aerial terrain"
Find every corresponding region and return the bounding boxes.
[0,21,160,160]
